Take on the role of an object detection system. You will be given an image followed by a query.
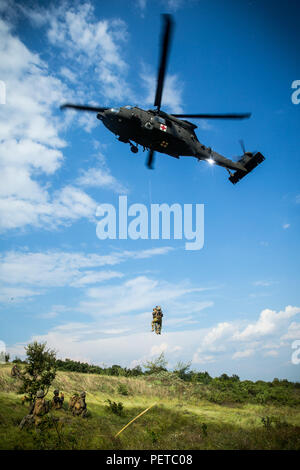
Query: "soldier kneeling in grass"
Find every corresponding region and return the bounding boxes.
[51,389,64,410]
[32,390,50,427]
[19,390,50,429]
[68,393,79,412]
[72,391,88,418]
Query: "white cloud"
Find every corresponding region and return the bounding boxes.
[233,306,300,341]
[0,286,41,303]
[281,322,300,340]
[7,304,300,380]
[150,342,168,356]
[202,322,232,347]
[232,349,255,360]
[0,247,173,289]
[76,167,127,193]
[80,275,207,317]
[192,353,216,364]
[44,2,132,101]
[0,7,129,233]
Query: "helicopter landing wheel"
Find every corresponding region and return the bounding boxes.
[130,145,138,154]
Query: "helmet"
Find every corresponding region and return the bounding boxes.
[36,390,44,398]
[156,306,161,311]
[80,391,86,398]
[54,389,59,395]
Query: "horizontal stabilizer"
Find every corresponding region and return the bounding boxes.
[229,152,265,184]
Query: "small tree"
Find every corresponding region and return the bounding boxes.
[173,361,191,380]
[18,341,57,399]
[143,352,168,374]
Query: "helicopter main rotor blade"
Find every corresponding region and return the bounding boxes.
[60,103,109,112]
[154,14,174,112]
[146,149,155,169]
[171,113,251,119]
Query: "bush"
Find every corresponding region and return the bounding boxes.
[105,399,124,416]
[118,384,129,396]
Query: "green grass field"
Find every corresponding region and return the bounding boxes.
[0,364,300,450]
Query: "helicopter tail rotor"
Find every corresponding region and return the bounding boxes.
[239,139,246,154]
[229,151,265,184]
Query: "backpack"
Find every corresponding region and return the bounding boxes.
[34,398,46,416]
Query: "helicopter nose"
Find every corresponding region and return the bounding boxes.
[97,108,120,121]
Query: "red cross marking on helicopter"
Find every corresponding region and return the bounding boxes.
[160,124,167,132]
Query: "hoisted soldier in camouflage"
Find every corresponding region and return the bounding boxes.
[72,391,87,418]
[51,389,64,410]
[151,306,163,334]
[151,307,158,332]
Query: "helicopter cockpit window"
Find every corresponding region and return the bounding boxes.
[153,116,166,124]
[110,108,120,113]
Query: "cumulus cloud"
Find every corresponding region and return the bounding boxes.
[6,303,300,379]
[0,5,129,232]
[76,166,127,194]
[281,322,300,340]
[233,306,300,341]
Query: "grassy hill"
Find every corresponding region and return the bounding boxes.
[0,363,300,450]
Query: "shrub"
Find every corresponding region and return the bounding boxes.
[105,399,124,416]
[118,384,129,396]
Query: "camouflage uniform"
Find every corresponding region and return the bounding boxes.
[11,364,20,378]
[68,393,79,412]
[151,308,158,331]
[32,390,49,427]
[19,390,48,429]
[152,306,163,334]
[72,391,87,418]
[51,389,64,409]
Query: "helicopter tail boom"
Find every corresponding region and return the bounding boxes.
[228,152,265,184]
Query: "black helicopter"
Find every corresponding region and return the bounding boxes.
[61,15,265,184]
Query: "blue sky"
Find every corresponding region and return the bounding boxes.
[0,0,299,381]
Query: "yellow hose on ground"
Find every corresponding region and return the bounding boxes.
[114,403,156,438]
